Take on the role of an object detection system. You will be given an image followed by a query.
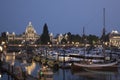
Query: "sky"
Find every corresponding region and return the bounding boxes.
[0,0,120,37]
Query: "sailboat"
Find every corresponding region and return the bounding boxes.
[72,58,117,71]
[71,8,118,72]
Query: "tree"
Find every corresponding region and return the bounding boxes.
[71,34,81,42]
[40,23,50,44]
[87,34,99,45]
[67,32,82,44]
[105,33,110,42]
[67,32,72,44]
[0,32,7,44]
[61,38,67,44]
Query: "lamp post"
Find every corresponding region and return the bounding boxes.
[6,32,9,43]
[0,46,3,77]
[0,46,3,69]
[0,46,3,54]
[0,73,1,79]
[11,61,15,74]
[9,53,15,80]
[0,45,3,64]
[11,52,15,74]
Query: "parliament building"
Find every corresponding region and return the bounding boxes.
[6,22,40,43]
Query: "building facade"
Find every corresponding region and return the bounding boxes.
[24,22,39,41]
[6,22,69,45]
[109,30,120,47]
[7,22,40,43]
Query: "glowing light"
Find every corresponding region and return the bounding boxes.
[18,44,22,47]
[0,74,1,78]
[1,41,5,45]
[26,61,36,75]
[0,46,3,52]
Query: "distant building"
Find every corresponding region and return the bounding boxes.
[6,21,70,45]
[49,33,68,44]
[109,30,120,47]
[24,22,39,41]
[7,22,40,43]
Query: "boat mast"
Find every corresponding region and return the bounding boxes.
[101,8,106,44]
[83,26,86,61]
[102,8,106,60]
[82,26,85,45]
[103,8,105,30]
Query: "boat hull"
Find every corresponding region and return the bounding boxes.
[84,65,118,72]
[71,63,85,71]
[71,61,118,72]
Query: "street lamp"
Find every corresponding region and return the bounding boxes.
[0,73,2,79]
[6,32,9,42]
[0,46,3,52]
[11,52,15,75]
[49,44,52,48]
[0,46,3,73]
[11,60,15,74]
[0,46,3,62]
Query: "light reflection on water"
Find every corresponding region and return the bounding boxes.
[25,62,120,80]
[0,73,14,80]
[1,60,120,80]
[53,68,120,80]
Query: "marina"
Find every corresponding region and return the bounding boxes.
[0,61,120,80]
[0,60,120,80]
[0,0,120,80]
[0,45,120,80]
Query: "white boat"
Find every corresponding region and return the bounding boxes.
[71,46,118,71]
[58,54,71,62]
[72,59,118,70]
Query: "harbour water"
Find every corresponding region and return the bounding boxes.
[0,73,14,80]
[0,46,120,80]
[54,68,120,80]
[0,61,120,80]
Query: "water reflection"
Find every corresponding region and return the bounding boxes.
[2,56,120,80]
[54,68,120,80]
[25,61,40,77]
[72,71,118,80]
[22,61,120,80]
[0,71,14,80]
[25,61,36,75]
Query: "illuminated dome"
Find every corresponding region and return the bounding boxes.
[26,22,36,34]
[50,33,53,36]
[111,30,119,34]
[25,21,39,41]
